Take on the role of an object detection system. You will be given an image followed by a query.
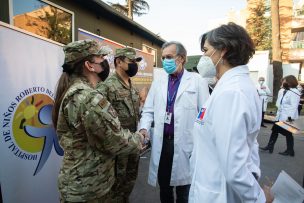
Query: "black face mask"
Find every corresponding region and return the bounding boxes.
[282,82,289,90]
[98,60,110,81]
[126,63,138,77]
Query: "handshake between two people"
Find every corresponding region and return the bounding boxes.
[137,129,150,151]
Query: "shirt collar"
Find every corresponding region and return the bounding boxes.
[169,68,184,81]
[114,72,132,89]
[216,65,249,86]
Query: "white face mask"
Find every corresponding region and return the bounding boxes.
[197,55,216,79]
[197,50,222,80]
[259,81,264,85]
[206,77,217,86]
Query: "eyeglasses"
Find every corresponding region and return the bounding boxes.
[161,55,177,61]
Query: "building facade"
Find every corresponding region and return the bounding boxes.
[0,0,165,66]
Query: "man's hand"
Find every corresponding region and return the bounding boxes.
[139,129,150,144]
[137,132,145,150]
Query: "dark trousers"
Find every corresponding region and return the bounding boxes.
[158,136,190,203]
[267,124,294,152]
[0,184,2,203]
[261,111,265,126]
[298,105,302,116]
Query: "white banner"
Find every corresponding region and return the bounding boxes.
[0,22,64,203]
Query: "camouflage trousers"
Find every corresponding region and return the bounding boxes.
[110,153,140,203]
[60,192,112,203]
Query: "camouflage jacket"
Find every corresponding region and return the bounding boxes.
[97,73,140,133]
[56,78,141,202]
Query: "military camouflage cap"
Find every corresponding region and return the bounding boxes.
[63,39,111,63]
[115,48,142,62]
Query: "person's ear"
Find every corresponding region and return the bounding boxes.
[181,56,187,64]
[176,56,184,65]
[84,61,95,72]
[117,58,124,66]
[220,48,227,58]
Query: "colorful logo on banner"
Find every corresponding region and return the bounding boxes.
[138,56,147,71]
[1,87,64,175]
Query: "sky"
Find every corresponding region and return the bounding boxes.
[14,0,301,56]
[107,0,247,55]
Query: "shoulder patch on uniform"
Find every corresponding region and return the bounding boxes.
[99,98,108,108]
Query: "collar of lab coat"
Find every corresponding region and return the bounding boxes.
[161,68,192,102]
[215,65,249,89]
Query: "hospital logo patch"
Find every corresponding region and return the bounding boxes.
[195,108,206,125]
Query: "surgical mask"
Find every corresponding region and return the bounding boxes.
[126,62,138,77]
[259,80,264,85]
[97,59,110,81]
[162,59,177,74]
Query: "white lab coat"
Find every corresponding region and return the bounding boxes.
[275,88,300,121]
[139,69,209,186]
[256,82,271,112]
[189,66,266,203]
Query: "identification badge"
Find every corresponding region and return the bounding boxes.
[164,112,172,124]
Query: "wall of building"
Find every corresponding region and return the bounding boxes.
[49,0,162,66]
[0,0,163,66]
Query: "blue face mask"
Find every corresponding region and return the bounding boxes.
[162,59,177,74]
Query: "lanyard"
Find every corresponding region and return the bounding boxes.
[167,76,181,112]
[167,89,178,111]
[280,89,288,105]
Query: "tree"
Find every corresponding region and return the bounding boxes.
[271,0,293,102]
[271,0,283,102]
[247,0,272,51]
[247,0,293,102]
[108,0,149,19]
[39,6,72,44]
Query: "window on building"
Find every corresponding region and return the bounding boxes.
[291,31,304,48]
[11,0,73,44]
[142,44,157,67]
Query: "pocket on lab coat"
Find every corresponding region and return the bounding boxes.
[192,181,223,202]
[182,129,193,154]
[183,90,197,109]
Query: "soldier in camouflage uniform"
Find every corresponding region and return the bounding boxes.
[97,48,142,203]
[52,40,144,203]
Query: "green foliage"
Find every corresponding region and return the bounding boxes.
[39,7,72,44]
[132,0,150,16]
[246,0,272,51]
[296,4,304,16]
[108,0,149,19]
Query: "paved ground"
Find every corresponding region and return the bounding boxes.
[129,123,304,202]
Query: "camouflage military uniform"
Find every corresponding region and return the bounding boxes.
[97,72,140,202]
[57,78,141,201]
